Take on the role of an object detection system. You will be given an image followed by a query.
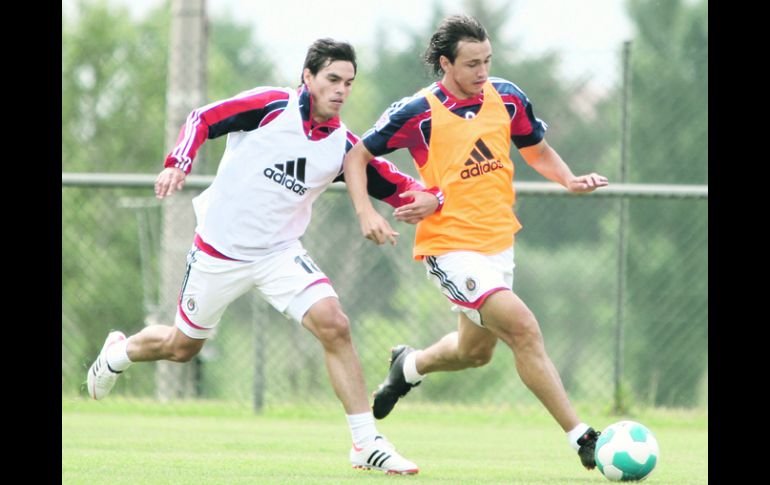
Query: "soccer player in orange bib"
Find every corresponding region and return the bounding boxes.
[344,15,608,471]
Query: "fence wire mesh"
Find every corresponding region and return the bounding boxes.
[62,185,707,411]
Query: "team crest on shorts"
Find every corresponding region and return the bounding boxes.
[183,295,198,315]
[465,277,477,292]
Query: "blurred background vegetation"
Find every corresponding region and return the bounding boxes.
[62,0,707,411]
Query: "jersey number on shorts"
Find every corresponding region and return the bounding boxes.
[294,254,321,274]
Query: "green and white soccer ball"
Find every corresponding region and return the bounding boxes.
[595,420,659,481]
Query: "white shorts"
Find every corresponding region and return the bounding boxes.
[423,247,514,327]
[175,241,338,339]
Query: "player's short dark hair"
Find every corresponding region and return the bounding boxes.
[301,38,357,85]
[423,15,488,77]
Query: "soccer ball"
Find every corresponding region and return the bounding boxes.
[594,420,659,481]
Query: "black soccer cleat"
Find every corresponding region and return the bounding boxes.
[372,345,420,419]
[577,427,601,470]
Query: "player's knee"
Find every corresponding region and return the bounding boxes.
[508,316,544,353]
[312,309,352,346]
[167,338,203,362]
[458,345,495,368]
[172,347,199,362]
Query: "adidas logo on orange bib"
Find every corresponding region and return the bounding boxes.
[460,139,504,179]
[264,157,308,195]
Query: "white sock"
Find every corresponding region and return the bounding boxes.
[567,422,590,451]
[106,338,133,372]
[347,412,378,449]
[402,350,425,384]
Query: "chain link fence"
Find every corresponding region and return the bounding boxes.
[62,182,707,411]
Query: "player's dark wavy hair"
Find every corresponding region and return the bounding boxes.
[301,38,357,85]
[423,15,488,77]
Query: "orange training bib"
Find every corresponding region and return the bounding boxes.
[413,82,522,259]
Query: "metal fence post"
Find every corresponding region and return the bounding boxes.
[155,0,208,401]
[252,295,266,412]
[613,40,633,414]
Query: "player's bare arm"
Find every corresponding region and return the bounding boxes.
[393,191,439,224]
[519,139,608,193]
[343,141,400,246]
[154,167,187,199]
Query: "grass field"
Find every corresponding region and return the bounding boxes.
[62,398,707,484]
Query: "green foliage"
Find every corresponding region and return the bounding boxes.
[624,0,708,406]
[475,0,620,251]
[61,189,147,383]
[62,0,277,174]
[62,0,707,411]
[62,1,278,397]
[627,0,708,184]
[62,0,169,173]
[201,13,278,174]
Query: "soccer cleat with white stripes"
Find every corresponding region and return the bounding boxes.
[350,435,419,475]
[86,331,127,400]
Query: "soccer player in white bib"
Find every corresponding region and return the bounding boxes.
[87,39,442,475]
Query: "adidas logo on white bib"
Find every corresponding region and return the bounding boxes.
[263,157,308,195]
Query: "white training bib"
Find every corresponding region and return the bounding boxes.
[192,88,347,260]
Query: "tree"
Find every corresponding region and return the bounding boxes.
[62,0,168,173]
[62,0,277,175]
[625,0,708,406]
[61,0,277,395]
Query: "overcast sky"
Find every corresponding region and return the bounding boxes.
[64,0,636,86]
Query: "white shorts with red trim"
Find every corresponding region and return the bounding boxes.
[423,247,514,327]
[175,241,337,339]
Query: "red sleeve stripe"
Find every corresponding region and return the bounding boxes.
[170,87,290,168]
[368,157,412,184]
[345,129,415,185]
[174,109,202,163]
[172,87,282,160]
[259,102,287,128]
[172,108,201,172]
[346,130,361,146]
